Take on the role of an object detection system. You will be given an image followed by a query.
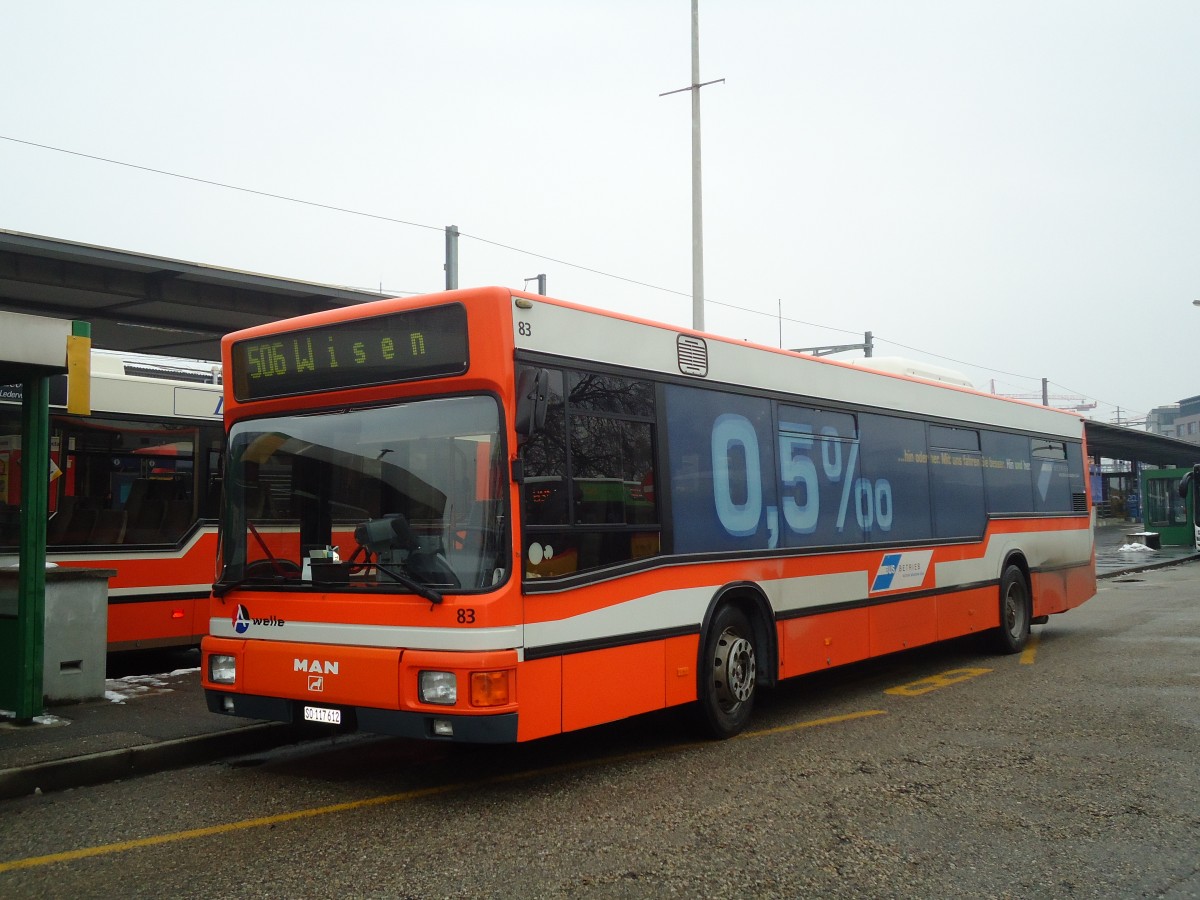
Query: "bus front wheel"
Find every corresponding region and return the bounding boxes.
[697,604,758,738]
[992,564,1032,654]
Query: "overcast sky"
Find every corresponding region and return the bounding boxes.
[3,2,1198,425]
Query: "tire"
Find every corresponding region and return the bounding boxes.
[696,604,758,738]
[992,564,1031,654]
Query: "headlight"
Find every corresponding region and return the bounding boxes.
[209,654,237,684]
[419,670,457,705]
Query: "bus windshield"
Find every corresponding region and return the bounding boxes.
[217,395,507,594]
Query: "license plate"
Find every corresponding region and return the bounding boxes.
[303,705,342,725]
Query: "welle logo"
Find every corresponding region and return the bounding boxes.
[232,604,286,634]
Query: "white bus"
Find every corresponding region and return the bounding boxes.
[1,351,224,650]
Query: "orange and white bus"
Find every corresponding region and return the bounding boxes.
[202,286,1095,741]
[1,352,224,651]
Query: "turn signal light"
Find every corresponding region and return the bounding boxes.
[470,670,511,707]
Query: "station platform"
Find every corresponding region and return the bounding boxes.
[0,660,311,801]
[1093,521,1199,576]
[1,523,1195,801]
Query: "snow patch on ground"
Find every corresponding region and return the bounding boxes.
[0,711,70,727]
[104,667,200,704]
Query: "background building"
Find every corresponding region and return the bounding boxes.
[1152,397,1200,444]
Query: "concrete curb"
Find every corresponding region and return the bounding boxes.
[1097,554,1200,579]
[0,722,308,801]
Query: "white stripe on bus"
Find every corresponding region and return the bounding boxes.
[207,525,1093,655]
[208,618,523,653]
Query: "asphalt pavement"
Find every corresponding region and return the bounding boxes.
[0,522,1194,801]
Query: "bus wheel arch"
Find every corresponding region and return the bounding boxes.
[992,554,1032,654]
[695,583,776,738]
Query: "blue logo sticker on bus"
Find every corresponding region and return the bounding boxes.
[870,550,934,593]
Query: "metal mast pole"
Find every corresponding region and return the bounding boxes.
[661,1,723,332]
[444,225,459,290]
[690,0,704,331]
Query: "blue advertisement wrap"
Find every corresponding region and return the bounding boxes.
[666,386,778,553]
[664,384,1084,557]
[665,386,934,552]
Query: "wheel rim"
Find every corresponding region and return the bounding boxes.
[1003,580,1026,640]
[713,627,756,708]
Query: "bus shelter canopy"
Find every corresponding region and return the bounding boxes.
[1084,420,1200,468]
[0,230,385,362]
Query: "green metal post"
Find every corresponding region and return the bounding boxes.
[15,374,49,721]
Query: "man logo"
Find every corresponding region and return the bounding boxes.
[294,659,339,674]
[308,675,324,692]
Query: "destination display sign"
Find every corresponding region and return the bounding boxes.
[231,304,469,401]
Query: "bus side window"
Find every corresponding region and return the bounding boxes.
[522,368,661,578]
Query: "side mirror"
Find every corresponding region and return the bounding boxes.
[514,368,550,440]
[1179,465,1200,499]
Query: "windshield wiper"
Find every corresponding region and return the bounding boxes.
[212,574,293,597]
[374,563,443,604]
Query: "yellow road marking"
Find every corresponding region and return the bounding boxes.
[0,709,884,873]
[739,708,886,739]
[884,667,992,696]
[1020,633,1040,665]
[0,784,464,872]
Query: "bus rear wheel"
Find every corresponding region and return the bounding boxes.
[992,564,1031,654]
[697,604,757,738]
